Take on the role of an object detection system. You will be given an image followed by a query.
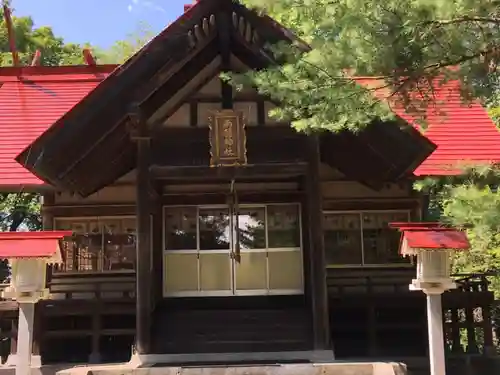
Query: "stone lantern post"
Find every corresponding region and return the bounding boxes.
[389,222,470,375]
[0,231,72,375]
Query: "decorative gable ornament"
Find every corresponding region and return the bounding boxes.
[389,223,470,294]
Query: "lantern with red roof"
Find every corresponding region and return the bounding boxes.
[389,222,470,294]
[0,231,72,303]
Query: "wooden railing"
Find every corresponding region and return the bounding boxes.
[327,268,498,358]
[444,273,497,355]
[47,273,135,300]
[0,276,137,363]
[0,273,137,302]
[326,267,414,295]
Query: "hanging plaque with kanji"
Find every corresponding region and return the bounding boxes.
[208,110,247,167]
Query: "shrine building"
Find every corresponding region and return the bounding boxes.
[0,0,499,370]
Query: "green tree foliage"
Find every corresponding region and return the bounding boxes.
[487,87,500,128]
[235,0,500,132]
[0,3,89,66]
[0,193,40,232]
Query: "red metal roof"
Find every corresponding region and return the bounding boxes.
[389,222,470,251]
[0,231,72,259]
[402,231,470,250]
[0,65,116,188]
[357,78,500,176]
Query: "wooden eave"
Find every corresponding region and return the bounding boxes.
[320,119,436,189]
[16,0,296,197]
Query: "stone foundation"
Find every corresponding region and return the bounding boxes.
[0,362,408,375]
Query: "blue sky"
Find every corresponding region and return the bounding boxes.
[11,0,188,48]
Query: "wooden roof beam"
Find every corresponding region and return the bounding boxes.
[2,3,19,67]
[31,50,41,66]
[83,49,96,66]
[150,163,307,181]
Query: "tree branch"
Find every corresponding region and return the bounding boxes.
[428,16,500,26]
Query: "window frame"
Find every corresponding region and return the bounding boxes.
[323,209,413,268]
[53,215,137,275]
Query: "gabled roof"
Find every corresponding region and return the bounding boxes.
[0,65,116,189]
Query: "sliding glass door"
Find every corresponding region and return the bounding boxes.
[163,204,303,297]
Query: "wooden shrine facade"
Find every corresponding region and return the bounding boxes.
[0,0,495,366]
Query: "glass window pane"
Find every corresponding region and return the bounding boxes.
[101,219,136,271]
[267,204,300,248]
[54,218,138,272]
[237,207,266,249]
[323,213,362,264]
[55,220,81,272]
[102,219,121,271]
[120,218,137,269]
[363,212,409,264]
[164,253,198,293]
[165,207,197,250]
[199,208,230,250]
[235,252,267,290]
[199,253,231,291]
[76,220,101,271]
[268,251,302,290]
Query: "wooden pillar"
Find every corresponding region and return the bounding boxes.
[89,310,101,363]
[32,192,56,364]
[129,108,152,355]
[305,134,331,351]
[41,192,55,282]
[153,192,164,306]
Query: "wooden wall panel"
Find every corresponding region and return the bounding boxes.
[198,77,221,96]
[319,164,345,180]
[162,181,299,195]
[321,181,410,200]
[54,185,136,205]
[197,102,222,126]
[164,104,190,127]
[233,101,258,125]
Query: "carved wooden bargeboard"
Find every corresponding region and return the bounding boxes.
[208,110,247,167]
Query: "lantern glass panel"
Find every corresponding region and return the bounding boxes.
[417,250,450,281]
[12,259,45,292]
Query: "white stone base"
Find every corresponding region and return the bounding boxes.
[3,354,42,368]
